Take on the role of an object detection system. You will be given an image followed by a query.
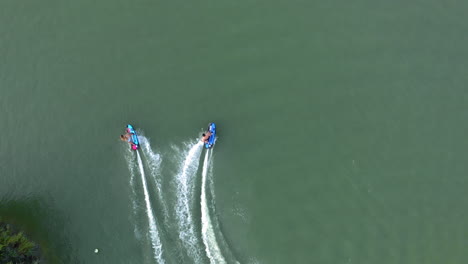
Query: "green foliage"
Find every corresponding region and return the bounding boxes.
[0,222,41,263]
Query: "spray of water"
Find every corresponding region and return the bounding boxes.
[136,151,165,264]
[201,149,227,264]
[124,148,138,212]
[174,140,204,262]
[124,148,143,240]
[139,136,168,221]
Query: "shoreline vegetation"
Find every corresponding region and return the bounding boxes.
[0,221,41,264]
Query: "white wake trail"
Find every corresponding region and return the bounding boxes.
[139,136,168,220]
[124,148,138,213]
[136,151,165,264]
[124,148,143,240]
[174,141,204,262]
[201,149,227,264]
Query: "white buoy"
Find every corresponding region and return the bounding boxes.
[94,248,99,254]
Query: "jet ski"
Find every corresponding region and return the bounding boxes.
[126,124,140,150]
[204,123,216,149]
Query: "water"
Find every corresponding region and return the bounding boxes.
[124,147,141,240]
[201,149,226,264]
[173,141,204,263]
[1,0,468,263]
[135,151,164,264]
[139,136,168,222]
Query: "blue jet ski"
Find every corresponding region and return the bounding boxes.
[204,123,216,149]
[126,124,140,150]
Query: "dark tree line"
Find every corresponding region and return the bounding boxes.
[0,221,41,264]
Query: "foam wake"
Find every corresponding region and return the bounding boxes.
[201,149,227,264]
[174,140,204,262]
[136,151,165,264]
[124,148,142,240]
[139,136,168,221]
